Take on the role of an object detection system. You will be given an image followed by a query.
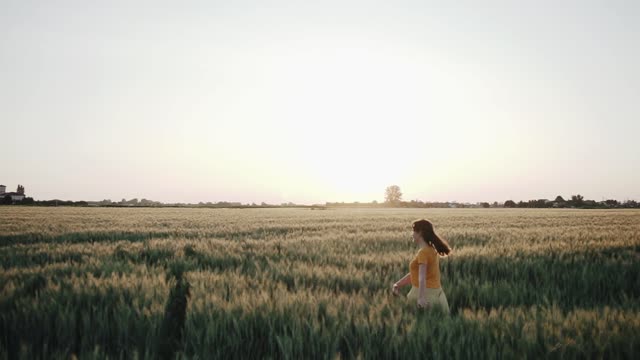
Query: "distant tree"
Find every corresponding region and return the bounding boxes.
[554,195,565,203]
[2,195,12,205]
[570,194,584,207]
[533,199,549,208]
[604,199,619,207]
[582,200,597,208]
[504,200,516,208]
[384,185,403,205]
[21,197,35,205]
[17,185,25,195]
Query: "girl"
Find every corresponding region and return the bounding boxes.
[392,219,451,313]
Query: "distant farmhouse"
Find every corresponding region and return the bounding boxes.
[0,184,26,202]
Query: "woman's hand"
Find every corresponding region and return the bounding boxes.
[391,283,400,296]
[417,297,431,309]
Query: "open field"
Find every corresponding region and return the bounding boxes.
[1,207,639,359]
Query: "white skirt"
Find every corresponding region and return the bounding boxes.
[406,286,450,313]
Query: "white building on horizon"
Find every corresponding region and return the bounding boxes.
[1,184,26,202]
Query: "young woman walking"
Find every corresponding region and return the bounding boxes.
[392,219,451,313]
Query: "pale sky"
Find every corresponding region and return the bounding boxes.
[1,0,639,204]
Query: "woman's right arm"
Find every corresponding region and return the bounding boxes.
[395,273,411,287]
[392,273,411,295]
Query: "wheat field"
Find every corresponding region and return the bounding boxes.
[1,207,639,359]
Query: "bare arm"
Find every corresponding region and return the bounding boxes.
[392,272,412,296]
[395,273,411,288]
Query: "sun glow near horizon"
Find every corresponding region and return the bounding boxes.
[187,72,444,202]
[174,39,526,204]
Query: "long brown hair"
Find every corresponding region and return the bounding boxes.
[412,219,451,256]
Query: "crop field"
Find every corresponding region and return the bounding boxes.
[1,207,639,359]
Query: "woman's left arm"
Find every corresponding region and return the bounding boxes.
[418,264,429,308]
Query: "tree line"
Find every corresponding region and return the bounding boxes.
[502,195,639,209]
[1,197,88,206]
[2,185,638,209]
[379,185,640,209]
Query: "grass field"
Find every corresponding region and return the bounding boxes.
[1,207,639,359]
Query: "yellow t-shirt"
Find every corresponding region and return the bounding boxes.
[410,246,441,288]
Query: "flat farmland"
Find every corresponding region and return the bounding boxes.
[1,207,639,359]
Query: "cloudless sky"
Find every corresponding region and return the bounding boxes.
[1,0,639,204]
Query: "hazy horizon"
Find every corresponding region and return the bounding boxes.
[2,1,639,204]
